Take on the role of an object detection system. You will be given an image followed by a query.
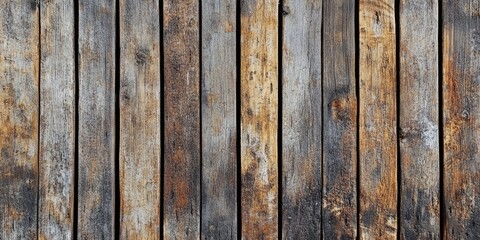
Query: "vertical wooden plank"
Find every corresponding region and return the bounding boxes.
[322,0,357,238]
[359,0,397,239]
[240,0,278,238]
[119,0,161,238]
[38,0,75,239]
[78,0,116,238]
[443,0,480,238]
[282,0,322,238]
[399,1,440,239]
[201,0,237,239]
[163,0,201,238]
[0,1,39,239]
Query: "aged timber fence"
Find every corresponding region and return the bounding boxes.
[0,0,479,239]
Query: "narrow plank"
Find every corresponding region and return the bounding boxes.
[282,0,322,238]
[0,1,39,239]
[359,0,397,239]
[38,0,75,239]
[322,0,357,238]
[399,1,440,238]
[443,0,480,238]
[201,0,237,238]
[163,0,201,238]
[119,0,161,238]
[78,0,116,238]
[240,0,278,238]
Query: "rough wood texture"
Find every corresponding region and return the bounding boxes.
[240,0,279,238]
[0,1,39,239]
[201,0,237,239]
[38,0,75,239]
[443,0,480,238]
[359,0,397,239]
[322,0,357,238]
[78,1,116,238]
[399,1,440,239]
[282,0,322,238]
[119,0,161,238]
[163,0,201,238]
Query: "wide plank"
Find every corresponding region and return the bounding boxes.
[359,0,397,239]
[282,0,322,238]
[78,0,116,238]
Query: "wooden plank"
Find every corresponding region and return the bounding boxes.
[359,0,397,239]
[358,1,398,239]
[119,0,161,238]
[322,0,357,238]
[443,0,480,238]
[163,0,201,238]
[38,0,75,239]
[201,0,237,238]
[398,1,440,238]
[0,1,39,239]
[282,0,322,238]
[240,0,278,238]
[77,0,116,238]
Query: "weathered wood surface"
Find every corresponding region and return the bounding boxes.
[38,0,75,239]
[359,0,397,239]
[443,0,480,238]
[282,0,322,238]
[322,0,357,238]
[0,1,39,239]
[240,0,279,238]
[399,1,440,239]
[78,0,116,238]
[119,0,161,238]
[201,0,237,239]
[163,0,201,238]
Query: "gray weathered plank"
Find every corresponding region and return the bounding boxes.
[443,0,480,238]
[119,0,161,238]
[201,0,237,239]
[399,1,440,238]
[38,0,75,239]
[0,1,39,239]
[163,0,201,238]
[282,0,322,238]
[359,0,397,239]
[78,0,116,238]
[322,0,357,238]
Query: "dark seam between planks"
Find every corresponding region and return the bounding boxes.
[73,0,79,238]
[236,0,242,237]
[199,0,203,238]
[395,0,401,238]
[320,2,325,239]
[114,0,121,238]
[36,0,41,238]
[160,0,165,238]
[354,0,360,238]
[438,0,445,238]
[278,0,284,238]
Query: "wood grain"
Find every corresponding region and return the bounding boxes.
[399,1,440,239]
[322,0,357,238]
[240,0,279,238]
[201,0,237,239]
[359,0,397,239]
[38,0,75,239]
[163,0,201,238]
[282,0,322,238]
[119,0,161,238]
[0,1,39,239]
[78,0,116,238]
[443,0,480,238]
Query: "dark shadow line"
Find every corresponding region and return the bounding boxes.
[236,0,242,238]
[36,0,42,238]
[438,0,445,238]
[73,0,79,238]
[114,0,121,238]
[354,0,360,238]
[394,0,401,239]
[160,0,165,238]
[198,0,203,238]
[278,1,284,239]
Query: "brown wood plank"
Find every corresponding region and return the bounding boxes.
[38,0,75,239]
[282,0,322,238]
[399,0,440,238]
[240,0,279,238]
[443,0,480,238]
[163,0,201,238]
[201,0,237,238]
[359,0,397,239]
[322,0,357,238]
[0,1,39,239]
[119,0,161,238]
[77,0,116,238]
